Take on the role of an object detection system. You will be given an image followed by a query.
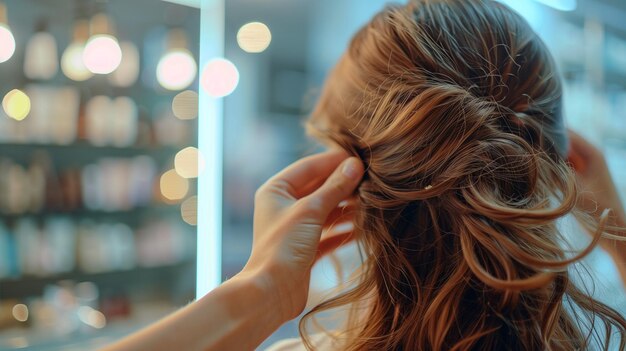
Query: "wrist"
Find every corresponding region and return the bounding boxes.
[193,271,285,350]
[233,267,291,323]
[237,263,306,323]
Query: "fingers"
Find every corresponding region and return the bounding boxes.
[567,148,586,173]
[567,129,590,151]
[265,151,350,199]
[566,129,611,175]
[302,157,364,220]
[566,129,589,172]
[567,129,602,162]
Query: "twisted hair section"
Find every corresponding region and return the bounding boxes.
[300,1,626,350]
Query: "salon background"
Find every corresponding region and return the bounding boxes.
[0,0,624,349]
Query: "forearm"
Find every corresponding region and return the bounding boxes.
[100,273,284,351]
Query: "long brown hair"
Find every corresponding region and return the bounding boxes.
[302,0,626,350]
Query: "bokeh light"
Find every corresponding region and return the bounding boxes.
[77,306,106,329]
[180,196,197,226]
[237,22,272,53]
[172,90,198,120]
[175,146,205,178]
[61,42,94,81]
[2,89,31,121]
[200,58,239,98]
[160,169,189,201]
[156,49,197,90]
[12,304,28,322]
[83,34,123,74]
[0,24,15,63]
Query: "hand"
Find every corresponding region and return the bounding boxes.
[240,151,364,322]
[100,153,363,351]
[567,129,625,222]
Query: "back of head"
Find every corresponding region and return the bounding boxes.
[304,0,626,350]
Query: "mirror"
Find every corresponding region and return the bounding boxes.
[0,0,200,349]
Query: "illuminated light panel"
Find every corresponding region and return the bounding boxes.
[2,89,31,121]
[181,196,198,225]
[61,42,94,81]
[237,22,271,53]
[83,34,122,74]
[200,58,239,98]
[172,90,199,120]
[156,49,197,91]
[12,304,28,322]
[175,146,205,178]
[197,0,225,297]
[160,169,190,201]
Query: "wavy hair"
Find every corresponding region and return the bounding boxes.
[301,0,626,350]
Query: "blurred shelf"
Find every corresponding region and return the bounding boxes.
[0,302,178,350]
[603,135,626,148]
[0,142,176,152]
[0,260,195,300]
[604,70,626,87]
[561,62,626,87]
[0,142,181,164]
[0,204,178,222]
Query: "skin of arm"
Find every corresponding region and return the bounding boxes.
[99,274,282,351]
[99,152,364,351]
[567,129,626,287]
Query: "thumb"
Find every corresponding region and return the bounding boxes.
[303,157,364,219]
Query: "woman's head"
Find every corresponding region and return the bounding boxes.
[302,1,626,350]
[310,0,567,161]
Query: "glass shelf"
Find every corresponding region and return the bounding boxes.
[0,260,195,300]
[0,204,176,220]
[0,142,179,158]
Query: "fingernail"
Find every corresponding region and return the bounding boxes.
[341,157,360,179]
